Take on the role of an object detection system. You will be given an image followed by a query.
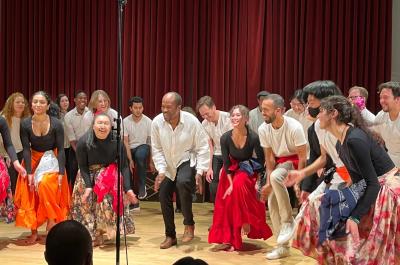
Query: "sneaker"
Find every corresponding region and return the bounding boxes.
[266,246,290,260]
[138,186,147,200]
[277,222,295,245]
[129,203,140,212]
[175,208,182,213]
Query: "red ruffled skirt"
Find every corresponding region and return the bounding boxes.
[208,161,272,250]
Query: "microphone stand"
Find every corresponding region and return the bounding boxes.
[115,0,126,265]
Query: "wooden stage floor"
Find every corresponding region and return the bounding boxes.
[0,201,316,265]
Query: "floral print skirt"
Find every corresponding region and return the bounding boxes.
[70,166,135,240]
[293,169,400,265]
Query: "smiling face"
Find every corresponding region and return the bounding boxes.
[261,99,278,124]
[32,94,50,115]
[230,107,247,128]
[198,105,216,122]
[379,88,399,113]
[161,94,180,122]
[93,114,112,139]
[290,98,305,114]
[74,92,88,111]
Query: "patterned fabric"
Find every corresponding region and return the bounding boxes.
[0,156,10,202]
[70,165,135,240]
[293,169,400,265]
[319,179,366,244]
[0,156,15,223]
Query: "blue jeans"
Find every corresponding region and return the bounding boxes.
[130,144,150,195]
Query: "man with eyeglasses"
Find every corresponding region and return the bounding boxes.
[347,86,375,125]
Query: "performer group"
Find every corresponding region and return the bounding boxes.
[0,80,399,264]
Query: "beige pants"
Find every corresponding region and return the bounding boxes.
[268,161,294,244]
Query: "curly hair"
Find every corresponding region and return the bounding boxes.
[320,95,384,146]
[0,92,31,127]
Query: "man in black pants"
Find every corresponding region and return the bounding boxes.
[151,92,210,249]
[64,91,89,188]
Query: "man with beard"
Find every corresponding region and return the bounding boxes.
[374,81,400,167]
[151,92,210,249]
[123,96,154,202]
[258,94,307,259]
[64,91,89,188]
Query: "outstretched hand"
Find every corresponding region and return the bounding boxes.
[284,170,305,187]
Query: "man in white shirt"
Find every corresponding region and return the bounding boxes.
[374,81,400,167]
[64,91,89,187]
[151,92,210,249]
[248,90,270,133]
[196,96,232,203]
[258,94,307,260]
[123,96,154,200]
[347,86,375,125]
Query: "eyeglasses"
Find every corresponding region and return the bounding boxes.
[348,96,363,100]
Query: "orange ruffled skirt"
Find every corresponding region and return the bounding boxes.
[14,150,70,230]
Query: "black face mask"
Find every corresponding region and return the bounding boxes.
[308,106,320,118]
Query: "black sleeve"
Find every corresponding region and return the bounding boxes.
[300,125,320,192]
[0,117,18,162]
[76,138,92,189]
[220,133,232,175]
[53,118,66,174]
[120,144,131,192]
[253,135,265,166]
[347,138,381,220]
[20,119,32,174]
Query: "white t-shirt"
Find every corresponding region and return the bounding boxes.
[374,110,400,167]
[258,116,307,157]
[123,114,152,149]
[284,109,313,157]
[201,111,232,156]
[361,108,376,125]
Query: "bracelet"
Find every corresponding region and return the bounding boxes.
[348,216,360,224]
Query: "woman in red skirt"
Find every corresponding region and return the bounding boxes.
[208,105,272,251]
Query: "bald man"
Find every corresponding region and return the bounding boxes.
[151,92,210,249]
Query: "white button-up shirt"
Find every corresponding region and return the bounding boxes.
[64,107,89,142]
[151,111,210,181]
[201,111,232,156]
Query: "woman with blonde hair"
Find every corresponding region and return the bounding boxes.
[82,90,119,133]
[15,91,70,244]
[0,92,31,194]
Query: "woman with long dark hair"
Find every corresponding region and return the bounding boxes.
[208,105,272,251]
[15,91,70,244]
[287,95,399,264]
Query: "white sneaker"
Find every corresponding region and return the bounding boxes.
[277,222,295,245]
[266,246,290,260]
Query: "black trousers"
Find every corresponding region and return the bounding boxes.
[67,147,79,187]
[209,155,223,203]
[159,161,195,238]
[7,151,23,194]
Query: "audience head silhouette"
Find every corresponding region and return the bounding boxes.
[45,220,93,265]
[173,256,208,265]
